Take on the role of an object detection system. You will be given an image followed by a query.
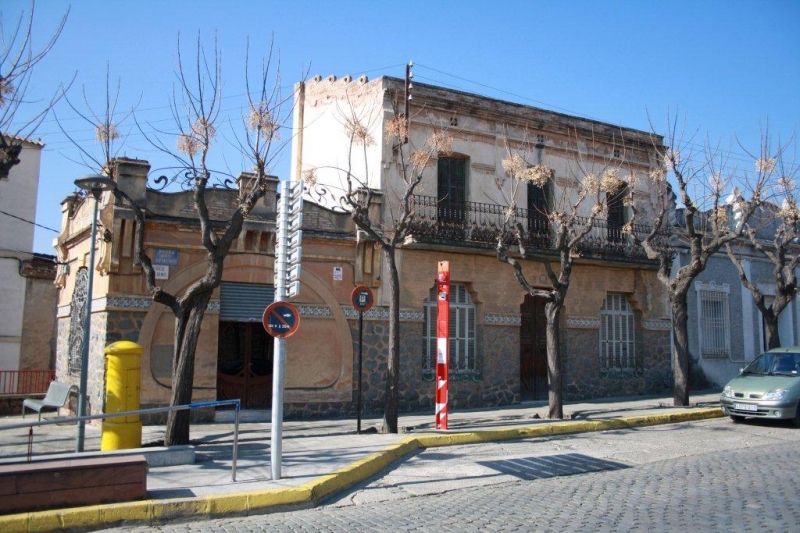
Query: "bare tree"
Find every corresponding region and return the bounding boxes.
[496,131,636,419]
[0,1,69,177]
[304,94,452,433]
[725,137,799,349]
[63,35,289,445]
[631,117,767,406]
[56,67,131,173]
[129,36,288,445]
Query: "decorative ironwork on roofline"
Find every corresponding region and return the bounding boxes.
[306,183,350,213]
[148,168,236,192]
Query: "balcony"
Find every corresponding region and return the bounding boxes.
[406,195,668,262]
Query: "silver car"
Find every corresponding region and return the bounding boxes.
[720,347,800,425]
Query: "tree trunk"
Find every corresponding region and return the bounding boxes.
[671,296,690,407]
[763,316,781,350]
[545,300,563,419]
[382,248,400,433]
[165,291,212,445]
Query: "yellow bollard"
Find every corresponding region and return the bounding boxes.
[101,341,143,450]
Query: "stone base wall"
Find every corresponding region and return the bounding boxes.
[54,311,145,419]
[284,319,522,420]
[0,397,25,416]
[285,320,672,420]
[563,327,671,401]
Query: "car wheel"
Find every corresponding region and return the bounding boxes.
[793,403,800,428]
[730,415,745,423]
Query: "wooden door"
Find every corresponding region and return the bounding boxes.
[216,322,273,408]
[520,295,548,401]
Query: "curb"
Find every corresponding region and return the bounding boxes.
[0,408,723,532]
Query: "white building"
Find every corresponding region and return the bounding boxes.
[0,136,56,372]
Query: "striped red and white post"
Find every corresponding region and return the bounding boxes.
[435,261,450,430]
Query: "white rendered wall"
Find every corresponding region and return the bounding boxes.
[0,141,43,370]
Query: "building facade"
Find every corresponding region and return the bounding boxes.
[291,76,674,412]
[53,77,677,421]
[675,207,800,387]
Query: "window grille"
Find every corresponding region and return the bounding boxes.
[696,282,730,356]
[67,267,90,376]
[599,294,635,370]
[422,283,477,377]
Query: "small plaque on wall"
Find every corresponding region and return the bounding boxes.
[154,264,169,280]
[333,266,343,281]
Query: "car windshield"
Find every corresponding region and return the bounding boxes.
[742,352,800,376]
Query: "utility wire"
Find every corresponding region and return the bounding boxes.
[0,209,60,233]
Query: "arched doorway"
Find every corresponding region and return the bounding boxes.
[520,294,548,401]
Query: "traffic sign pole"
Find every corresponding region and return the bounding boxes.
[357,310,363,434]
[270,180,303,480]
[351,286,374,435]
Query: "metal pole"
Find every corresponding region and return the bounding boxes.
[271,337,285,480]
[435,261,450,430]
[232,400,240,482]
[357,310,363,434]
[271,181,289,480]
[76,196,100,452]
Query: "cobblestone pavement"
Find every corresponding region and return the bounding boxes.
[111,420,800,532]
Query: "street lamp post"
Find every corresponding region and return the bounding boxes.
[73,175,116,452]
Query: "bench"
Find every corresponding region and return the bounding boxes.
[22,381,76,420]
[0,455,148,513]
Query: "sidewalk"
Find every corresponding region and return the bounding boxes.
[0,391,723,531]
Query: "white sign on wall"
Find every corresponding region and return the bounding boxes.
[154,264,170,280]
[333,266,343,281]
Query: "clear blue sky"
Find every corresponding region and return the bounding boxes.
[4,0,799,253]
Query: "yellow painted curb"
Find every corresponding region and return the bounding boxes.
[304,438,420,501]
[0,407,723,532]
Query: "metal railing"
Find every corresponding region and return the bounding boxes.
[407,194,669,260]
[0,370,55,396]
[0,399,242,481]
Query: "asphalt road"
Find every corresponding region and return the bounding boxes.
[112,418,800,532]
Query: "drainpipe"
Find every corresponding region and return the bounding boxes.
[293,82,305,183]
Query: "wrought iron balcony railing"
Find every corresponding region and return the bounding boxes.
[406,195,668,261]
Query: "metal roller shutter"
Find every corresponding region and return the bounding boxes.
[219,282,275,322]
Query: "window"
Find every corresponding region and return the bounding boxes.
[527,182,551,237]
[606,185,627,243]
[437,156,467,223]
[696,282,730,357]
[422,283,478,380]
[67,267,90,376]
[600,294,635,371]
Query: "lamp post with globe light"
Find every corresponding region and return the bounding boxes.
[73,175,116,452]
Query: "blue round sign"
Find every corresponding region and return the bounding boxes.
[262,301,300,338]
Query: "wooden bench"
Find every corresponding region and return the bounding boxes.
[0,455,148,513]
[22,381,76,420]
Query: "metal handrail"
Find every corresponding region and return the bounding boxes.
[0,399,243,481]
